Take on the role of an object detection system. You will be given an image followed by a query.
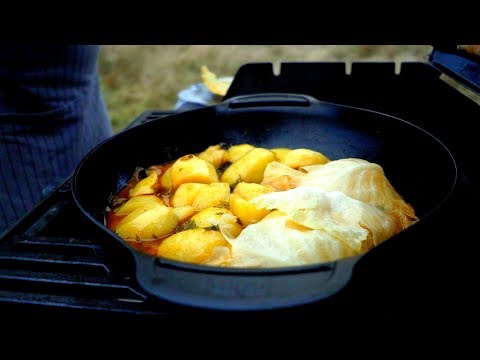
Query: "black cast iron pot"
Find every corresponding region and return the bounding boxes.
[72,93,457,311]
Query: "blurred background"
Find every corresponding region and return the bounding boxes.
[98,45,433,133]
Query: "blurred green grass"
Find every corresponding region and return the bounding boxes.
[98,45,431,133]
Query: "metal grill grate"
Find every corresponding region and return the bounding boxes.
[0,179,170,317]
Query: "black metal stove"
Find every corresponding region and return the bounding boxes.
[1,53,479,321]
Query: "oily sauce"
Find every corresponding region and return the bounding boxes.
[105,162,178,256]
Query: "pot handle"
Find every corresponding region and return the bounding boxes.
[223,93,320,109]
[134,253,357,311]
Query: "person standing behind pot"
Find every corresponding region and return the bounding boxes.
[0,45,113,234]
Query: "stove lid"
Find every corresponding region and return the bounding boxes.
[428,45,480,95]
[224,46,480,100]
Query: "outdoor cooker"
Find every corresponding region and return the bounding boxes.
[73,92,456,311]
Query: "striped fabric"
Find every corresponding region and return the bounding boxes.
[0,45,113,234]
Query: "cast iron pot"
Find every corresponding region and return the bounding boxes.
[72,93,457,311]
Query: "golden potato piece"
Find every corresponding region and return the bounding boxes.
[187,207,243,237]
[271,148,292,163]
[129,171,158,196]
[230,193,272,227]
[170,154,219,189]
[282,149,329,169]
[192,182,230,211]
[171,183,208,207]
[188,207,230,228]
[198,145,228,169]
[160,167,172,191]
[230,182,276,226]
[115,195,165,216]
[158,229,230,264]
[115,204,178,241]
[233,182,276,200]
[221,148,275,186]
[172,206,195,223]
[226,144,255,163]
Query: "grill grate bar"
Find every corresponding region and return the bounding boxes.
[0,268,109,284]
[0,273,146,301]
[0,290,163,315]
[10,237,102,257]
[0,254,110,278]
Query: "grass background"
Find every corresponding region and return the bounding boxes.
[98,45,433,132]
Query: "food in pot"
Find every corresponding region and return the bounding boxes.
[106,143,417,267]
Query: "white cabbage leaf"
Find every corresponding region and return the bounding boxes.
[299,158,418,227]
[261,161,305,191]
[219,214,356,268]
[251,186,403,253]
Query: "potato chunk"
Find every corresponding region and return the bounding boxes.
[115,204,178,241]
[186,207,242,237]
[226,143,255,163]
[198,145,228,169]
[157,229,230,265]
[115,195,165,216]
[170,154,219,189]
[160,167,172,192]
[229,183,275,226]
[129,171,158,196]
[172,206,195,222]
[192,182,230,211]
[271,148,292,163]
[171,183,208,207]
[221,148,275,186]
[188,207,231,228]
[233,182,276,200]
[282,148,329,169]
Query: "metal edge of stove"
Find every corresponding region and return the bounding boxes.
[428,47,480,96]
